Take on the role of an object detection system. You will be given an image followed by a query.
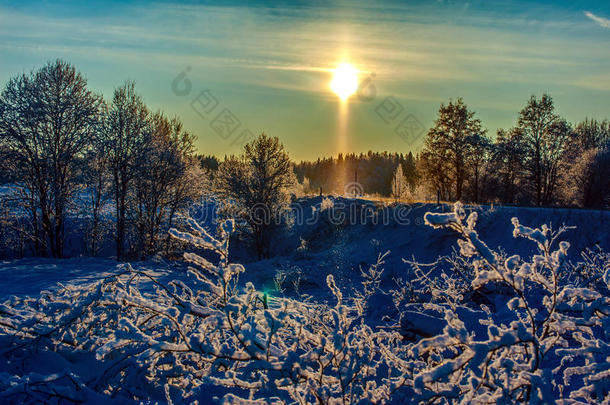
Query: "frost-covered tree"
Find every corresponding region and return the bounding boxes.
[391,163,409,201]
[132,112,200,257]
[516,94,571,206]
[420,98,485,201]
[298,176,312,196]
[103,81,149,260]
[215,134,296,259]
[559,118,610,208]
[561,146,610,208]
[0,60,103,257]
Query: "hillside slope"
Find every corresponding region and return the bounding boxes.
[242,197,610,295]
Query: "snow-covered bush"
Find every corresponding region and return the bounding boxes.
[412,202,610,403]
[273,264,303,296]
[0,217,407,403]
[565,246,610,292]
[0,202,608,403]
[320,196,334,211]
[400,249,478,312]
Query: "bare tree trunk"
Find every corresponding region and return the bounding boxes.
[535,143,542,206]
[116,187,126,261]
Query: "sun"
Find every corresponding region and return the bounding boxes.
[330,63,358,101]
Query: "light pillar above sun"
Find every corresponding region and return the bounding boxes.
[330,62,358,190]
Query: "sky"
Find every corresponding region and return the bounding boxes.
[0,0,609,161]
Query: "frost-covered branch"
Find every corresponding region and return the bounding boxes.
[412,202,610,403]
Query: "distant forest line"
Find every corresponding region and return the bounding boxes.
[197,98,610,209]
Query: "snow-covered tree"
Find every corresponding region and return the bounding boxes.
[559,118,610,208]
[560,146,610,208]
[391,163,409,201]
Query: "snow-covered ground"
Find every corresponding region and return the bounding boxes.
[0,199,608,403]
[3,198,607,300]
[0,258,120,300]
[244,197,610,295]
[0,258,183,301]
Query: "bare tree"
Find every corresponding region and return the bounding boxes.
[419,147,450,203]
[81,128,111,256]
[466,132,491,202]
[104,82,149,260]
[492,128,526,204]
[132,112,199,257]
[572,118,610,151]
[0,60,103,257]
[215,134,296,259]
[420,98,484,201]
[516,94,571,206]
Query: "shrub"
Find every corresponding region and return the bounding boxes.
[0,203,608,403]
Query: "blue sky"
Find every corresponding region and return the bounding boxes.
[1,0,609,160]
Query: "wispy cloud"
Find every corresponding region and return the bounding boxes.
[585,11,610,29]
[1,1,610,159]
[573,73,610,91]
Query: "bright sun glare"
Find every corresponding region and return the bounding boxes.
[330,63,358,101]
